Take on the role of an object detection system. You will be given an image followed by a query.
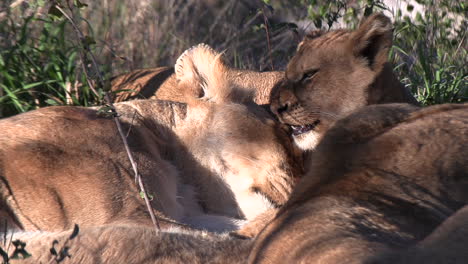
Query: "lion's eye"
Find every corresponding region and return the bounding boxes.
[301,70,318,83]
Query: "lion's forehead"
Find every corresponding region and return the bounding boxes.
[299,30,351,51]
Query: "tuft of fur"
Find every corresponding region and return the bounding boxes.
[110,44,284,105]
[175,43,232,103]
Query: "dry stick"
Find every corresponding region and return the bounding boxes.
[261,5,274,71]
[54,5,161,231]
[107,99,161,231]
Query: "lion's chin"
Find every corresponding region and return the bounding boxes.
[292,129,321,151]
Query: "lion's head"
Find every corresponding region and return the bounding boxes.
[170,44,303,221]
[270,13,419,151]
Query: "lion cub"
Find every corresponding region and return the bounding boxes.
[270,13,419,151]
[0,45,300,233]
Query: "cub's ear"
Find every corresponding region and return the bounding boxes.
[350,13,393,72]
[175,43,232,103]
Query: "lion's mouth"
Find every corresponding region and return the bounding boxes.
[290,120,320,136]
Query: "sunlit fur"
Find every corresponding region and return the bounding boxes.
[111,45,283,105]
[0,45,300,234]
[270,13,419,151]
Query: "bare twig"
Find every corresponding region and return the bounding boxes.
[107,100,161,230]
[54,5,101,98]
[126,110,138,138]
[260,5,274,71]
[55,4,161,231]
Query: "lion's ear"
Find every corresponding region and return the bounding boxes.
[175,43,232,103]
[350,13,393,72]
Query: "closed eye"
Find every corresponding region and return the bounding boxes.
[301,69,318,83]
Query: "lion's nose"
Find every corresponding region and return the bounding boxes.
[271,82,296,116]
[275,102,289,115]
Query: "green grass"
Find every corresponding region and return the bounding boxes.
[390,6,467,105]
[0,13,104,117]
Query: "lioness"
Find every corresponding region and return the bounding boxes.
[8,104,468,264]
[6,207,468,264]
[111,44,283,105]
[8,206,468,264]
[7,225,252,264]
[249,103,468,263]
[367,204,468,264]
[0,45,300,233]
[270,13,419,151]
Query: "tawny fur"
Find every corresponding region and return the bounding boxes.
[249,102,468,263]
[111,44,283,105]
[9,103,467,264]
[7,225,251,264]
[0,45,301,234]
[270,13,419,151]
[367,205,468,264]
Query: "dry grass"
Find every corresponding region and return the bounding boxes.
[79,0,300,74]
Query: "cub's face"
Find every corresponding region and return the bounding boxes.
[270,31,375,150]
[270,14,396,151]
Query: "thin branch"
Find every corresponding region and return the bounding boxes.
[261,5,274,71]
[54,5,100,98]
[108,101,161,230]
[55,4,161,231]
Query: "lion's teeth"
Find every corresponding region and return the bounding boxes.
[290,122,318,136]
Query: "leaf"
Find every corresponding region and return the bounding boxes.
[0,247,9,263]
[69,224,80,240]
[56,246,71,262]
[97,105,117,118]
[23,80,57,90]
[139,191,154,201]
[0,84,25,112]
[10,240,31,260]
[10,250,31,260]
[50,240,59,256]
[45,99,60,106]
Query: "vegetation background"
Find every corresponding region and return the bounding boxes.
[0,0,466,118]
